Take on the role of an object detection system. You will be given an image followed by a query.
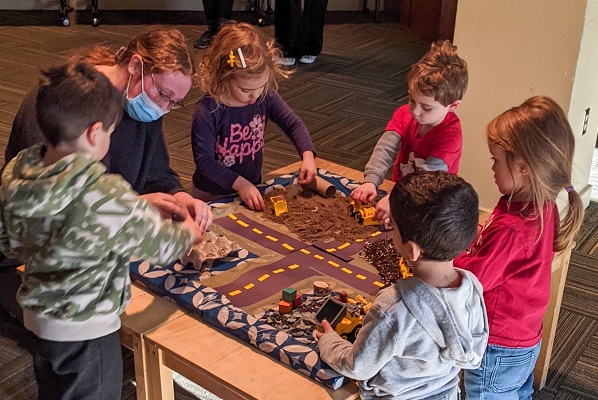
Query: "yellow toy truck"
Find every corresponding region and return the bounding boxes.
[270,195,288,217]
[348,200,382,226]
[315,294,371,342]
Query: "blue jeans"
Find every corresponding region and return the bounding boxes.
[464,341,541,400]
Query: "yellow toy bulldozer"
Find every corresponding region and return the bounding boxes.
[270,195,288,217]
[348,200,382,226]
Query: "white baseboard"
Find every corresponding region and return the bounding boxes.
[1,0,384,12]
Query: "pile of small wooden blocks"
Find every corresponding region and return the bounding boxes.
[278,287,302,314]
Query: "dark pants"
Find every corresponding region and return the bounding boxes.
[0,262,24,322]
[202,0,234,30]
[274,0,329,58]
[34,331,123,400]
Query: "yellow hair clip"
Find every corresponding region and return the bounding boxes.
[227,50,236,68]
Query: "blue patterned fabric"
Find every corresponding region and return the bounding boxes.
[129,169,384,389]
[207,168,386,208]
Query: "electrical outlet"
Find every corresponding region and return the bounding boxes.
[582,108,590,136]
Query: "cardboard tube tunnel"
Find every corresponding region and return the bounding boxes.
[305,176,336,198]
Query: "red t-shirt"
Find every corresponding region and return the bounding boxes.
[454,197,558,348]
[385,105,462,181]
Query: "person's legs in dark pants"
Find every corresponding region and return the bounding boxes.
[195,0,235,49]
[212,0,234,23]
[275,0,303,64]
[34,331,123,400]
[300,0,329,63]
[0,263,24,323]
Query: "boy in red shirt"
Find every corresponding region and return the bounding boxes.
[352,40,468,221]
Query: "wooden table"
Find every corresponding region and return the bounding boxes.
[137,159,569,397]
[141,160,374,400]
[144,313,359,400]
[119,284,188,400]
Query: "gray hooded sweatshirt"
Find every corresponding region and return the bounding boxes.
[318,269,488,400]
[0,145,193,342]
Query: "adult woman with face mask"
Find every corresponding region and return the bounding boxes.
[5,28,212,230]
[1,29,212,322]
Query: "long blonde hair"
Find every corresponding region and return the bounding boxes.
[197,22,289,105]
[67,28,195,76]
[486,96,584,252]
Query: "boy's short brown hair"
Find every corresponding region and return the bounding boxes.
[36,61,123,147]
[389,171,478,261]
[407,40,468,106]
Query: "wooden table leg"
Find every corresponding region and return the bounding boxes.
[133,335,151,400]
[120,330,151,400]
[533,246,573,390]
[146,341,175,400]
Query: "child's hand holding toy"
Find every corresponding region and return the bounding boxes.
[374,194,391,221]
[314,319,335,340]
[351,182,378,204]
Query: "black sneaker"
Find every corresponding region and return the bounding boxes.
[194,28,216,49]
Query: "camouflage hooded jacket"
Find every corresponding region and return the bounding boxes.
[0,144,192,341]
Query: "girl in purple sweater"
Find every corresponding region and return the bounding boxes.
[191,22,317,210]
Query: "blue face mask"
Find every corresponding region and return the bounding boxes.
[123,63,167,122]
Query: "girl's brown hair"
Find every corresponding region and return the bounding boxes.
[486,96,584,252]
[197,22,289,105]
[67,28,196,76]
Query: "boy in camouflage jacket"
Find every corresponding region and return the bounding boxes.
[0,62,203,400]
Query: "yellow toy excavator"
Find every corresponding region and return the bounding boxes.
[315,293,372,343]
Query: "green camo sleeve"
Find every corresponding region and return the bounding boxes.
[85,175,192,264]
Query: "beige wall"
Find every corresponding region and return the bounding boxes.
[567,0,598,205]
[1,0,383,11]
[453,0,590,210]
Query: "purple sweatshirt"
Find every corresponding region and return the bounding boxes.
[191,89,315,195]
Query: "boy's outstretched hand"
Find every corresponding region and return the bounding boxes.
[233,176,265,211]
[181,215,205,245]
[140,192,190,221]
[314,319,335,340]
[298,151,317,185]
[374,194,391,221]
[351,182,378,204]
[173,191,213,234]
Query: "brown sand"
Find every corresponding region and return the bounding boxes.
[262,185,380,243]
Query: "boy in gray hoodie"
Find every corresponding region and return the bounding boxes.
[0,62,203,400]
[316,171,488,400]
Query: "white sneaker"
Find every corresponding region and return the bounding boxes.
[278,57,296,66]
[299,55,317,64]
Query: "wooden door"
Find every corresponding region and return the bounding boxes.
[399,0,458,42]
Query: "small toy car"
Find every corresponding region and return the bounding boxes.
[348,200,382,226]
[270,195,288,216]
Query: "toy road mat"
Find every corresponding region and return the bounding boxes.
[130,169,389,390]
